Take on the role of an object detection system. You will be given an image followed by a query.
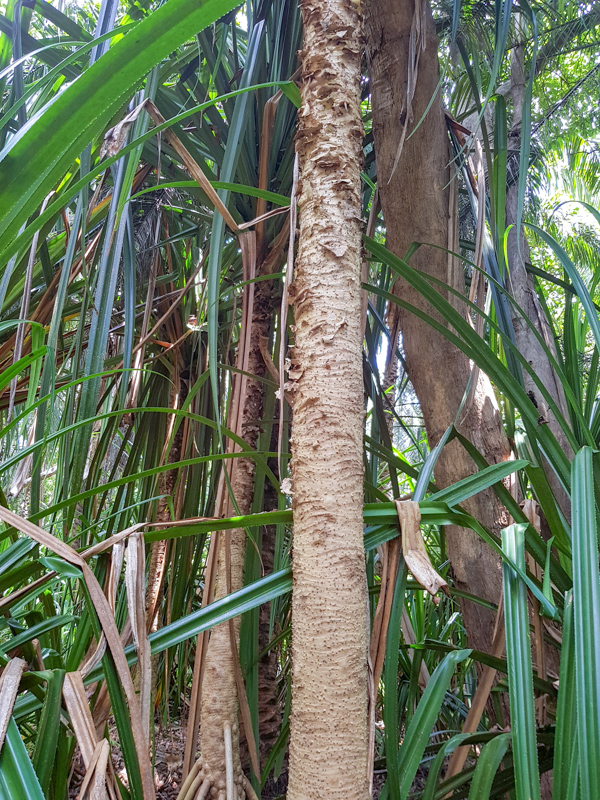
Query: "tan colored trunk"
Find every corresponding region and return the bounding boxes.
[287,0,369,797]
[365,0,512,656]
[193,264,279,798]
[239,472,282,776]
[146,374,187,631]
[198,524,248,798]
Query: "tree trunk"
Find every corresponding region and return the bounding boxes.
[195,254,278,798]
[287,0,369,797]
[199,525,248,798]
[506,38,572,517]
[146,373,187,632]
[365,0,512,656]
[239,466,283,778]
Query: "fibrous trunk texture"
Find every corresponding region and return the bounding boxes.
[199,527,247,799]
[239,471,282,775]
[146,373,187,631]
[198,274,274,799]
[365,0,512,656]
[287,0,369,798]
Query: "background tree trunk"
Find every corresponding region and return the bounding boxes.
[197,259,278,796]
[239,468,283,778]
[506,37,572,519]
[287,0,369,796]
[146,372,188,633]
[365,0,512,657]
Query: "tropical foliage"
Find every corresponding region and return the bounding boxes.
[0,0,598,798]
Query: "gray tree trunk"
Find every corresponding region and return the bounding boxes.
[366,0,512,657]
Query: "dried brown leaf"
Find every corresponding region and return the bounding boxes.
[63,671,98,768]
[0,657,26,752]
[77,739,109,800]
[142,100,240,233]
[396,500,449,601]
[0,507,155,800]
[100,104,148,159]
[125,532,151,744]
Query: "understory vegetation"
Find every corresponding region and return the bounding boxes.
[0,0,599,798]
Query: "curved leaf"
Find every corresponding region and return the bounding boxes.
[0,0,240,255]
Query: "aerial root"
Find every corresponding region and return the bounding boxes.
[176,760,205,800]
[196,779,211,800]
[176,761,201,800]
[224,723,235,800]
[242,776,260,800]
[175,723,250,800]
[176,763,244,800]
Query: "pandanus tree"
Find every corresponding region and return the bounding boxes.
[286,0,369,796]
[0,1,599,800]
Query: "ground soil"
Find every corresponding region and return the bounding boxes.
[70,715,432,799]
[68,716,290,800]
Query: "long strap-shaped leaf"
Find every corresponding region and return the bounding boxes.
[571,446,600,798]
[553,591,579,800]
[0,717,44,800]
[502,524,541,800]
[364,236,571,486]
[380,648,471,800]
[1,80,296,267]
[0,0,240,257]
[467,732,511,800]
[0,506,155,800]
[0,658,25,754]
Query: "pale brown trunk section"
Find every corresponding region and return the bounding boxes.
[199,527,247,797]
[239,472,282,775]
[146,376,187,631]
[198,270,276,796]
[366,0,512,655]
[287,0,369,797]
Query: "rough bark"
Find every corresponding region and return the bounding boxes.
[199,527,248,800]
[287,0,369,797]
[365,0,512,656]
[198,274,276,799]
[146,375,187,632]
[239,470,282,776]
[256,524,281,771]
